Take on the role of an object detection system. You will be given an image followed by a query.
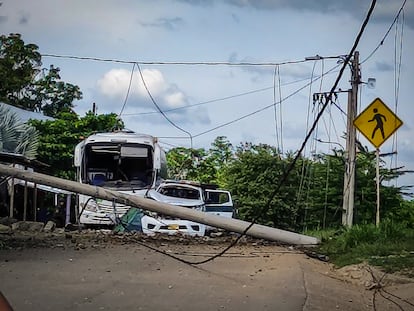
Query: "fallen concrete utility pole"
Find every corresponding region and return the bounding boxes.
[0,164,320,246]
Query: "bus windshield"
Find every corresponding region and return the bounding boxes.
[84,143,153,189]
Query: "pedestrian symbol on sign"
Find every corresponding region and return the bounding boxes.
[368,108,386,139]
[353,98,403,149]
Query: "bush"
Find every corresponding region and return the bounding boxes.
[317,221,414,272]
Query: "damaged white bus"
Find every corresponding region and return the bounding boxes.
[74,130,167,226]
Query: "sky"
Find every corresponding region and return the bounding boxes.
[1,0,414,193]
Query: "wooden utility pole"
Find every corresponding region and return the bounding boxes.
[342,51,359,227]
[0,163,320,246]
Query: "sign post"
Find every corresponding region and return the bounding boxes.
[354,97,403,226]
[376,148,380,226]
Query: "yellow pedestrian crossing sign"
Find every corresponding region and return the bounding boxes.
[354,97,403,148]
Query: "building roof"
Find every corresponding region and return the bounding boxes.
[1,102,54,122]
[0,152,49,170]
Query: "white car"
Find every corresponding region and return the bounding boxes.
[203,189,234,232]
[142,182,206,236]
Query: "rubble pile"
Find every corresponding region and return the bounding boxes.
[0,217,280,251]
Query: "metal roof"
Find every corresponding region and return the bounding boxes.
[0,102,54,122]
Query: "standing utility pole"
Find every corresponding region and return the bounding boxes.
[342,51,360,227]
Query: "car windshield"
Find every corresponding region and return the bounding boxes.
[158,185,201,200]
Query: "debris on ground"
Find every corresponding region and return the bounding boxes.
[11,221,44,232]
[43,221,56,232]
[0,219,288,251]
[335,263,414,287]
[0,224,12,234]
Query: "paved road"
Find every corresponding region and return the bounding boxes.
[0,242,412,310]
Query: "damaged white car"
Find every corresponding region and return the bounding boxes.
[141,181,206,236]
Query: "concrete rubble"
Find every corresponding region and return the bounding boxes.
[0,224,12,234]
[0,218,57,234]
[11,221,44,232]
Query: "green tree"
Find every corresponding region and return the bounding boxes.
[29,112,123,179]
[27,65,82,117]
[206,136,234,186]
[303,146,413,229]
[0,33,82,117]
[221,143,303,230]
[164,136,412,231]
[166,136,234,185]
[0,33,41,106]
[166,147,206,181]
[304,150,345,229]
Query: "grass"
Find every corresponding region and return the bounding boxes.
[308,221,414,278]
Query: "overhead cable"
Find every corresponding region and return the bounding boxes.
[135,63,194,148]
[124,85,275,116]
[182,0,377,266]
[273,66,280,150]
[91,0,377,267]
[390,10,404,180]
[123,75,330,116]
[226,0,379,259]
[118,62,136,117]
[192,64,341,138]
[361,0,407,64]
[272,65,284,153]
[41,53,309,67]
[297,60,317,214]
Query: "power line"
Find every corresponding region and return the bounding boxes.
[122,74,330,116]
[158,140,182,149]
[182,0,375,264]
[122,64,340,141]
[118,62,136,117]
[361,0,407,64]
[192,64,341,139]
[41,53,309,67]
[272,65,284,153]
[135,63,194,148]
[297,60,318,215]
[390,9,404,181]
[273,66,280,150]
[124,86,274,116]
[245,0,377,247]
[157,136,190,139]
[94,0,377,267]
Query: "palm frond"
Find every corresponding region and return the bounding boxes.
[0,103,40,158]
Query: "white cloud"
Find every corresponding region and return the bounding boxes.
[96,67,210,126]
[165,91,187,108]
[97,69,132,98]
[97,68,167,99]
[137,69,169,96]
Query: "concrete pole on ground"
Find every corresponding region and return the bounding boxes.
[0,163,320,246]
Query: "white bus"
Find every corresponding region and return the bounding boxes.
[74,130,167,226]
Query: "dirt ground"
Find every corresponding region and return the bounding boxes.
[1,230,413,311]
